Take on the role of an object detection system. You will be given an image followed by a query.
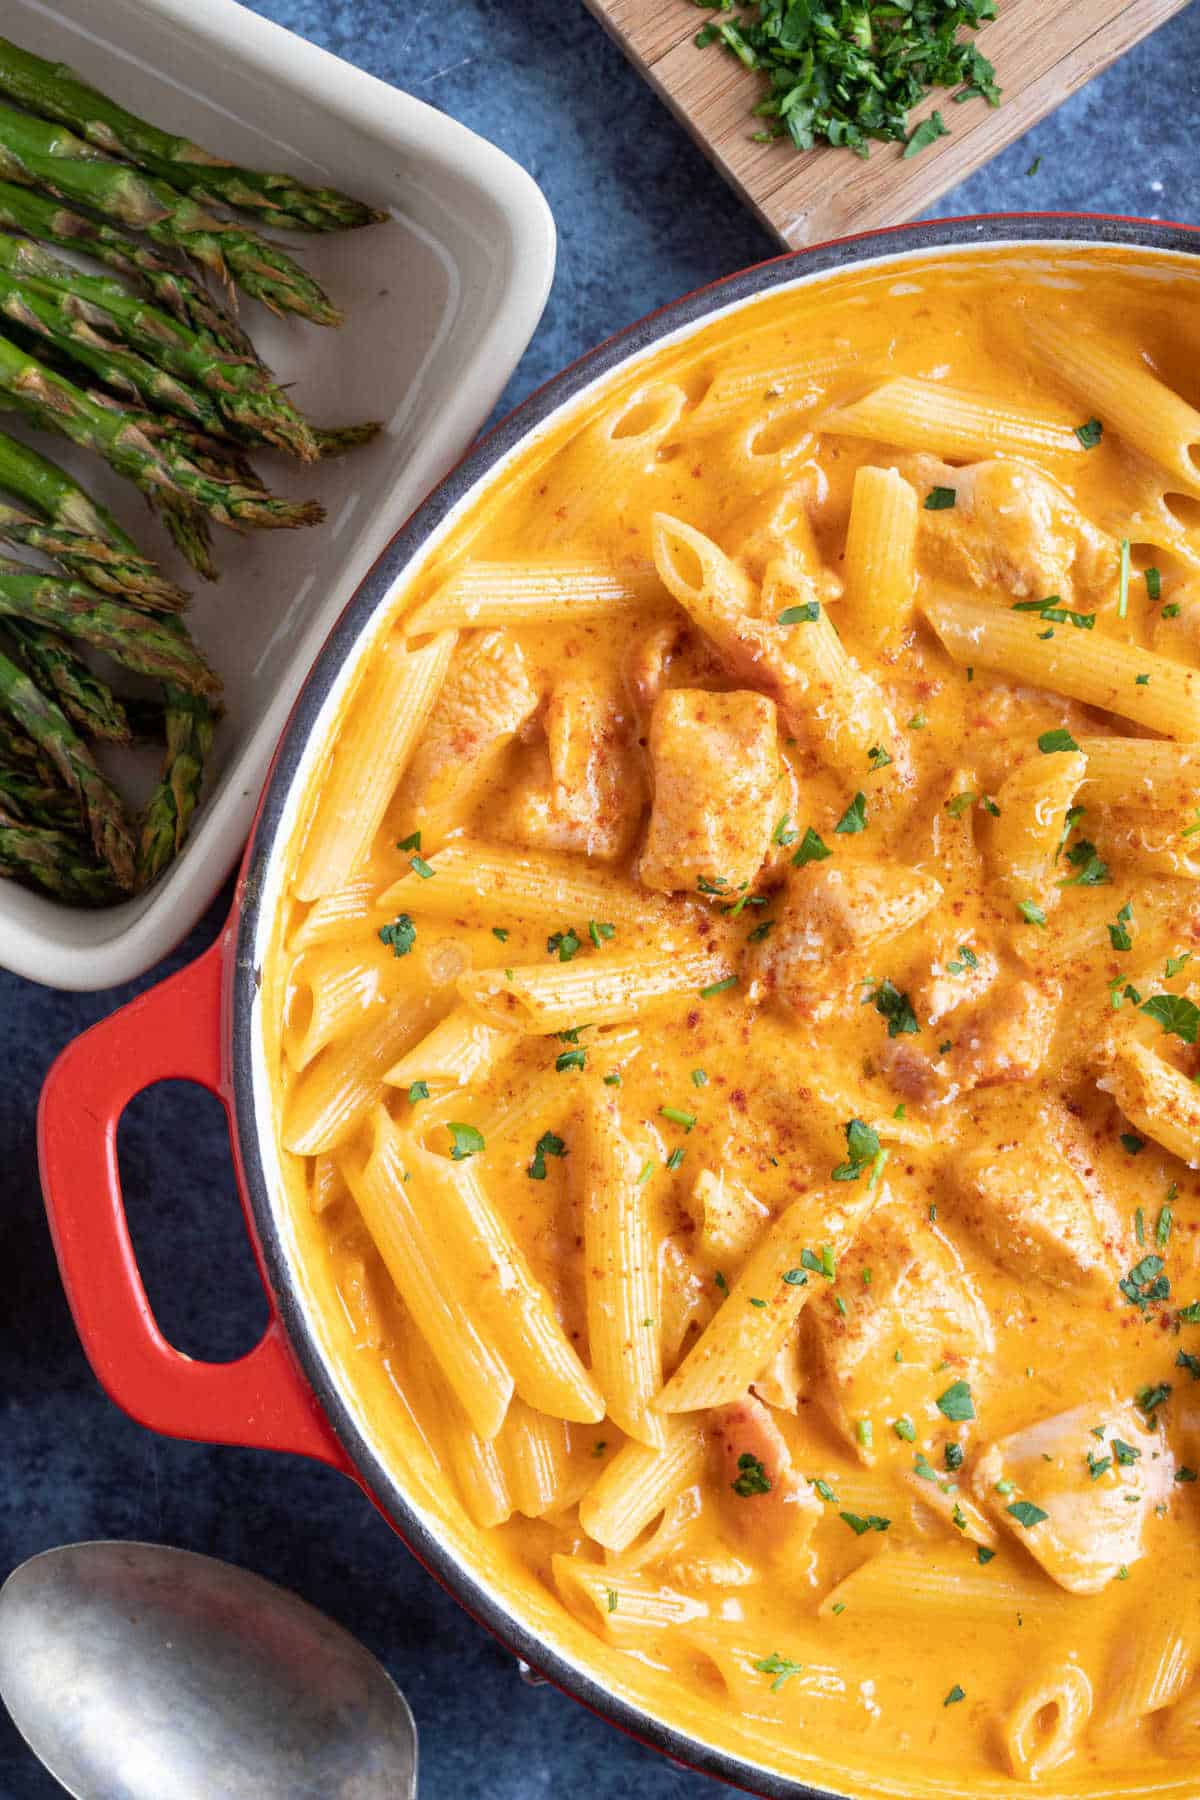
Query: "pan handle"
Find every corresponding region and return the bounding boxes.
[37,939,349,1473]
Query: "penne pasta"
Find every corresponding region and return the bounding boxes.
[925,593,1200,739]
[840,465,919,647]
[498,1398,577,1518]
[282,998,432,1156]
[293,630,456,901]
[1004,1663,1093,1782]
[400,1137,604,1423]
[377,840,678,932]
[818,1547,1053,1622]
[580,1090,665,1447]
[1095,1022,1200,1168]
[392,1311,513,1529]
[1101,1596,1195,1731]
[656,1187,878,1413]
[383,1006,517,1094]
[458,949,733,1035]
[403,560,666,636]
[1025,313,1200,495]
[551,1556,708,1637]
[1077,736,1200,815]
[284,943,420,1071]
[288,877,383,951]
[989,750,1087,908]
[820,376,1083,460]
[578,1419,707,1551]
[341,1107,513,1440]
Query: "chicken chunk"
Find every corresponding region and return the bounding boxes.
[687,1167,769,1264]
[954,1124,1120,1289]
[712,1393,821,1553]
[756,861,942,1017]
[973,1401,1174,1594]
[905,454,1118,604]
[639,688,779,895]
[951,976,1061,1090]
[501,681,643,861]
[810,1202,993,1463]
[397,630,538,842]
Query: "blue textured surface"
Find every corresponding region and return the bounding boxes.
[2,4,1199,1796]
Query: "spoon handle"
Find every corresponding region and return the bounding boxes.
[38,936,349,1471]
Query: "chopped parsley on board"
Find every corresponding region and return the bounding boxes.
[692,0,1001,160]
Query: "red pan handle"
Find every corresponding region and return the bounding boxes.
[36,939,349,1473]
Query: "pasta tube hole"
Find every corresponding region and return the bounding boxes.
[1164,492,1200,532]
[608,385,686,443]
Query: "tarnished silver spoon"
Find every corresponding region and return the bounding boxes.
[0,1541,418,1799]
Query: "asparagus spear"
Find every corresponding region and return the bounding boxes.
[0,643,135,885]
[0,429,188,609]
[0,105,341,325]
[138,685,216,886]
[0,236,323,457]
[8,621,131,741]
[0,802,117,904]
[0,178,254,357]
[0,334,322,544]
[0,712,53,777]
[0,766,77,829]
[0,38,384,233]
[0,558,219,693]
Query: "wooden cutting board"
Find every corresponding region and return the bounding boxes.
[582,0,1191,247]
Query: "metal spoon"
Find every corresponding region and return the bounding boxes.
[0,1541,418,1799]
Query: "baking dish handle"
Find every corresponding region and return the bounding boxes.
[36,940,349,1473]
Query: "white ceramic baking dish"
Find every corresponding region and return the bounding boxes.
[0,0,555,989]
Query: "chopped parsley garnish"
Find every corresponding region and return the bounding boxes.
[447,1122,485,1161]
[1164,603,1182,619]
[1058,840,1110,886]
[1108,900,1134,952]
[397,830,422,852]
[700,974,738,999]
[925,486,957,510]
[666,1147,686,1171]
[378,912,416,957]
[606,1589,618,1613]
[832,1116,881,1181]
[637,1160,655,1186]
[1120,1134,1145,1157]
[1177,1350,1200,1381]
[748,917,775,942]
[714,1270,729,1294]
[778,601,820,624]
[867,744,893,771]
[840,1511,891,1536]
[946,944,979,975]
[1145,567,1162,601]
[527,1131,567,1181]
[660,1105,697,1132]
[1136,1383,1172,1417]
[945,1443,965,1473]
[752,1653,804,1693]
[1112,1438,1141,1465]
[1017,899,1047,928]
[547,927,581,962]
[1006,1500,1049,1528]
[835,791,868,834]
[410,854,435,880]
[936,1379,975,1422]
[944,1685,966,1707]
[801,1245,838,1281]
[588,919,615,947]
[914,1452,938,1482]
[603,1071,622,1087]
[1012,597,1094,630]
[792,826,832,866]
[977,1545,996,1565]
[869,978,919,1037]
[407,1079,429,1104]
[1119,1253,1169,1310]
[908,711,928,729]
[1178,1302,1200,1324]
[1087,1451,1112,1481]
[773,813,799,846]
[893,1416,916,1442]
[904,109,951,157]
[732,1452,772,1497]
[555,1047,587,1072]
[945,789,976,818]
[782,1269,807,1286]
[1139,993,1200,1044]
[691,1068,708,1088]
[694,2,1000,161]
[1038,728,1080,754]
[1074,417,1103,449]
[1177,1467,1198,1483]
[812,1478,838,1503]
[492,926,509,943]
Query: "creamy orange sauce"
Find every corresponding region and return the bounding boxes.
[264,247,1200,1797]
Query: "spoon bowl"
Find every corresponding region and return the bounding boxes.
[0,1541,418,1800]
